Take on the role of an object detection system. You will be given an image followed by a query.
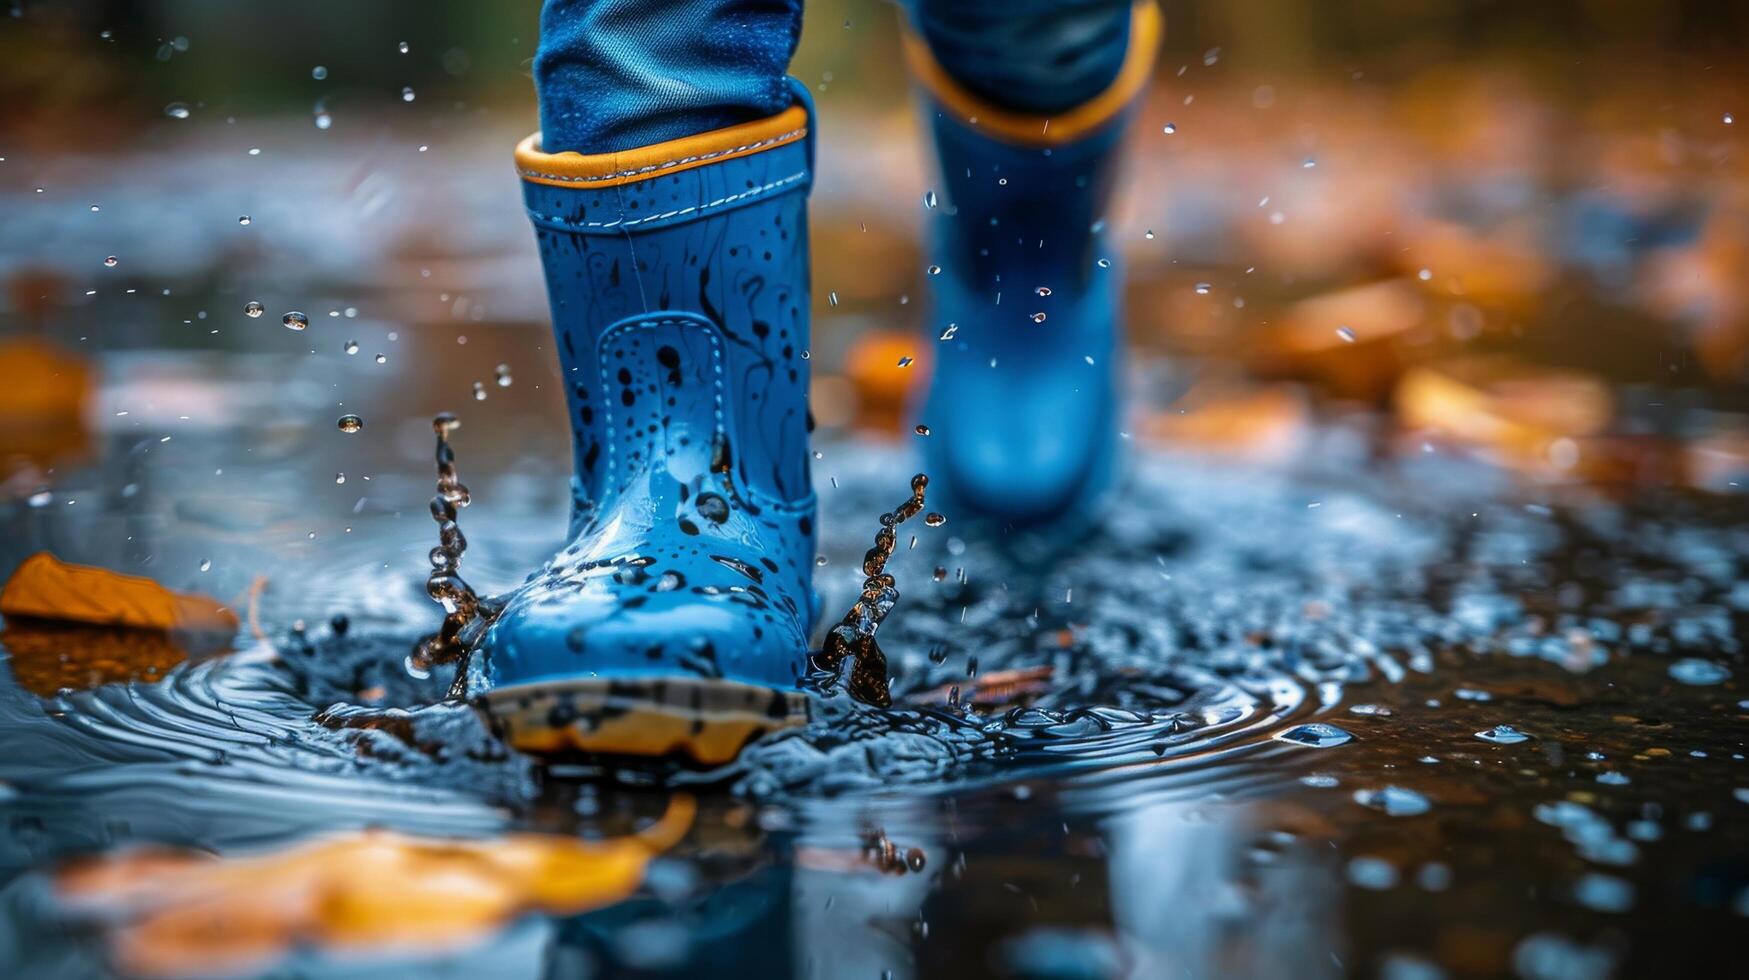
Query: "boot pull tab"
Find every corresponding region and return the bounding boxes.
[596,312,727,500]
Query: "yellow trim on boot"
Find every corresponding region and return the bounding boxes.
[516,104,810,189]
[900,0,1162,147]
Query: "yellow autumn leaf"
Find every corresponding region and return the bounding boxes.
[57,795,697,978]
[0,553,238,633]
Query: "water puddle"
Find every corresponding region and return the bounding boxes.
[1,430,1745,976]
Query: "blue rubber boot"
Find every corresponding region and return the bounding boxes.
[476,87,818,765]
[905,1,1160,528]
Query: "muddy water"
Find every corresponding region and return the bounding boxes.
[0,423,1745,978]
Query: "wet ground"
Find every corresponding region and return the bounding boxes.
[0,400,1744,977]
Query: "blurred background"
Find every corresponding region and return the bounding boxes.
[2,0,1748,533]
[2,4,1748,978]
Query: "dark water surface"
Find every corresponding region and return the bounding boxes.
[0,412,1743,978]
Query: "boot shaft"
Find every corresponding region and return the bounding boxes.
[518,100,816,529]
[903,0,1160,295]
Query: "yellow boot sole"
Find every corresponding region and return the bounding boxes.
[480,676,810,766]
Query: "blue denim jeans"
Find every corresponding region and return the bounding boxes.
[535,0,1135,153]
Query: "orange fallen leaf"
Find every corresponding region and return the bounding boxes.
[0,335,95,472]
[0,553,238,634]
[1395,357,1614,478]
[909,665,1055,710]
[1248,280,1433,400]
[843,329,924,435]
[58,795,697,979]
[1140,382,1310,461]
[1684,421,1749,492]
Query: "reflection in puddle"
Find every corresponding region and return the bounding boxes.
[56,797,695,978]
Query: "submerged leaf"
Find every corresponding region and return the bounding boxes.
[57,795,696,978]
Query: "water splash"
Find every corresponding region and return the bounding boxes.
[408,412,487,695]
[812,473,930,708]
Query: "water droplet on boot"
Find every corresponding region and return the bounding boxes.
[336,414,363,433]
[282,311,309,331]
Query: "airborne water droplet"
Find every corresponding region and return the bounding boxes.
[914,424,930,436]
[1035,286,1051,297]
[472,381,487,401]
[244,301,264,318]
[1163,122,1177,134]
[1031,312,1047,323]
[343,340,359,355]
[336,414,363,433]
[1337,325,1357,343]
[924,512,946,527]
[927,264,942,276]
[923,190,938,209]
[238,215,251,226]
[494,363,513,387]
[164,102,191,120]
[103,255,117,268]
[198,559,211,572]
[282,311,309,331]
